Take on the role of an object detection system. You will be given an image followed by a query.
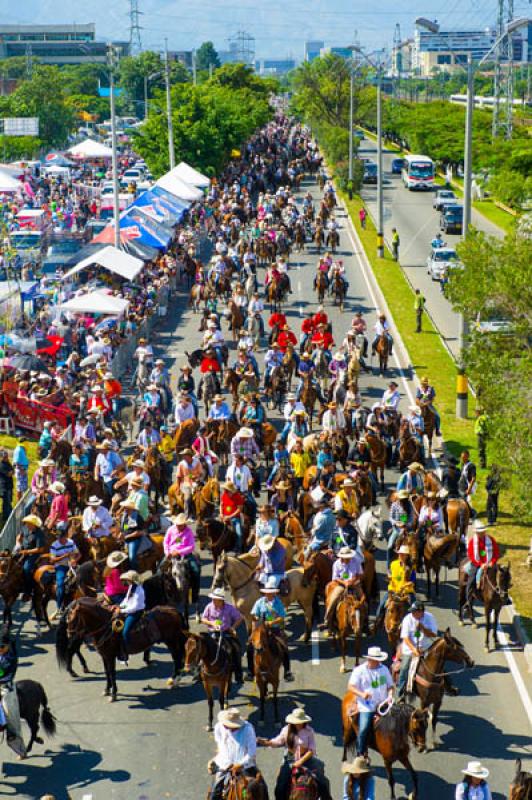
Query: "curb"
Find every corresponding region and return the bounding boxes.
[503,602,532,673]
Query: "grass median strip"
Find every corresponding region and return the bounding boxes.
[341,190,530,633]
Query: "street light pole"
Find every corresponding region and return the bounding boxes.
[107,44,121,250]
[348,67,354,186]
[144,74,148,122]
[376,69,384,258]
[164,39,175,170]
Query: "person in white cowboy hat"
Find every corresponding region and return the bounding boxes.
[16,514,46,601]
[387,489,416,569]
[31,458,57,499]
[94,439,123,502]
[280,393,305,444]
[209,708,258,800]
[464,519,501,604]
[82,494,114,539]
[256,534,286,590]
[49,521,80,620]
[115,458,151,494]
[207,393,232,422]
[201,587,245,684]
[250,577,294,682]
[45,481,69,531]
[396,462,425,495]
[324,545,364,637]
[334,478,359,520]
[407,404,424,446]
[104,551,129,604]
[456,760,491,800]
[397,600,439,700]
[347,645,393,767]
[341,754,375,800]
[258,707,333,800]
[115,570,147,664]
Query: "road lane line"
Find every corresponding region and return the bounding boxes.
[311,630,320,665]
[497,624,532,723]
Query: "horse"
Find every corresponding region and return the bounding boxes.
[315,271,327,303]
[342,698,428,799]
[313,225,324,254]
[327,587,368,672]
[145,445,167,508]
[458,561,512,651]
[333,273,346,311]
[326,228,340,253]
[267,364,288,411]
[294,223,305,252]
[228,300,244,342]
[262,422,278,466]
[174,418,200,453]
[16,679,57,754]
[199,371,221,414]
[208,767,268,800]
[423,529,459,599]
[446,498,470,541]
[300,375,318,429]
[282,345,298,389]
[364,433,386,492]
[398,426,421,472]
[0,552,26,626]
[382,590,412,650]
[304,549,378,623]
[419,403,436,455]
[356,507,383,549]
[169,554,201,626]
[184,632,233,731]
[249,621,283,725]
[509,759,532,800]
[49,439,72,471]
[56,597,187,701]
[206,419,239,467]
[213,552,316,642]
[202,518,252,565]
[267,278,283,313]
[407,630,474,750]
[375,333,390,375]
[352,471,374,512]
[194,478,221,543]
[189,282,206,313]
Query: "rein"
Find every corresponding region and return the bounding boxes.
[225,557,257,592]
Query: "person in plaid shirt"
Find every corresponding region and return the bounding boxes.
[230,427,260,463]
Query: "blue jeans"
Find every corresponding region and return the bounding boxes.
[397,654,413,695]
[280,421,291,444]
[127,538,141,569]
[343,773,376,800]
[232,518,243,553]
[357,711,375,756]
[55,565,68,610]
[386,526,402,568]
[122,610,143,650]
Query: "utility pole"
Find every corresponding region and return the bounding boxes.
[348,68,354,187]
[376,68,384,258]
[192,50,197,85]
[107,44,121,250]
[144,74,148,122]
[164,39,175,170]
[209,63,213,79]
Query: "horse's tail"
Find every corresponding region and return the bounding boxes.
[458,503,466,537]
[55,610,70,670]
[370,569,379,602]
[40,689,57,738]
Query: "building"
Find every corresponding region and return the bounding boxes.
[320,46,353,60]
[170,50,193,70]
[0,24,129,65]
[391,39,414,77]
[304,40,324,62]
[255,58,296,76]
[413,25,526,76]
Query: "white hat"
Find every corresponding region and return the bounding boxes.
[333,351,344,361]
[218,708,246,728]
[342,756,372,775]
[87,495,103,506]
[473,520,488,533]
[258,534,276,552]
[364,646,388,662]
[40,458,55,468]
[132,459,145,468]
[285,707,312,725]
[338,546,356,559]
[409,405,420,413]
[462,761,489,780]
[173,513,191,526]
[398,545,411,555]
[120,570,142,584]
[208,587,226,601]
[50,481,65,494]
[107,551,128,569]
[238,427,254,438]
[261,576,279,593]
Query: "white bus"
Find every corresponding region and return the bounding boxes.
[402,154,435,191]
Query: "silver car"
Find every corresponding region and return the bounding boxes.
[426,247,462,281]
[433,189,457,210]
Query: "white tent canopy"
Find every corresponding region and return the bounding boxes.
[68,139,113,159]
[64,245,144,282]
[0,169,23,193]
[171,162,210,188]
[58,290,129,315]
[155,173,203,202]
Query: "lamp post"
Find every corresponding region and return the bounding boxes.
[107,44,121,250]
[348,68,354,190]
[143,71,162,122]
[164,38,175,170]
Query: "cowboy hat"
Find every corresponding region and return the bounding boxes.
[342,756,372,775]
[87,495,103,506]
[91,386,104,392]
[397,545,411,555]
[40,458,55,468]
[120,570,142,585]
[130,476,144,487]
[338,546,356,559]
[208,587,226,601]
[181,449,194,457]
[275,480,291,491]
[327,401,337,408]
[22,514,42,527]
[173,513,191,526]
[218,708,246,729]
[333,351,344,361]
[425,491,437,499]
[420,376,429,384]
[408,462,425,472]
[259,534,276,551]
[342,479,355,488]
[286,393,296,400]
[397,489,410,499]
[50,481,65,494]
[238,428,254,438]
[364,646,388,662]
[107,551,128,569]
[132,459,145,469]
[285,707,312,725]
[462,761,489,780]
[261,576,280,593]
[213,394,224,401]
[180,364,192,371]
[409,405,420,413]
[473,520,488,533]
[223,481,238,492]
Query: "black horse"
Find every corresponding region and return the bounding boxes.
[16,679,57,753]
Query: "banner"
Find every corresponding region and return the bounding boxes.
[4,393,75,434]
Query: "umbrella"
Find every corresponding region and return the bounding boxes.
[80,354,102,367]
[4,354,49,372]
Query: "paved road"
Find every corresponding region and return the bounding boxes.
[5,177,530,800]
[359,137,504,360]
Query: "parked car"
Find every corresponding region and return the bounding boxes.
[433,189,457,210]
[391,158,404,175]
[362,161,378,184]
[426,247,462,281]
[475,309,513,335]
[354,129,365,140]
[440,203,463,234]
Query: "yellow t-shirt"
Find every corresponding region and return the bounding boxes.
[290,451,311,478]
[388,559,411,594]
[336,489,359,517]
[158,435,175,463]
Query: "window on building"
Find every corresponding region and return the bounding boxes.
[437,54,452,64]
[454,54,468,64]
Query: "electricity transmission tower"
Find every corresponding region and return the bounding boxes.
[129,0,143,55]
[492,0,515,137]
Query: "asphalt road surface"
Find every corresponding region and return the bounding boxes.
[5,177,530,800]
[359,136,504,359]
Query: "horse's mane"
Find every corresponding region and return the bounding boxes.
[376,703,416,738]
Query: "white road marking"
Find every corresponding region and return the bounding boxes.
[297,280,302,293]
[311,629,320,665]
[82,795,93,800]
[497,624,532,724]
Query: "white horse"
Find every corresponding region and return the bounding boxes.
[355,507,383,549]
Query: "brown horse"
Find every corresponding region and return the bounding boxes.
[206,419,239,466]
[315,271,327,303]
[383,590,412,650]
[509,759,532,800]
[208,767,268,800]
[145,445,167,508]
[446,498,470,540]
[419,404,436,455]
[375,333,390,375]
[300,374,318,428]
[228,300,244,342]
[281,511,306,558]
[314,225,324,253]
[174,418,200,453]
[398,426,421,471]
[194,478,221,545]
[327,587,368,672]
[342,697,428,798]
[262,422,277,465]
[304,550,377,622]
[184,632,233,731]
[282,345,298,389]
[249,621,282,724]
[267,278,283,313]
[223,369,241,411]
[294,224,305,252]
[333,272,346,310]
[458,561,512,651]
[56,597,187,700]
[423,529,459,599]
[365,433,386,491]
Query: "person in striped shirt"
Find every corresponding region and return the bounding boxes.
[49,525,80,620]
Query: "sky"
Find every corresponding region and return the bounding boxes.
[0,0,530,59]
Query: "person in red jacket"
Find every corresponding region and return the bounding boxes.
[312,306,329,329]
[86,386,111,416]
[465,520,500,601]
[277,325,297,354]
[300,314,315,352]
[200,347,221,374]
[311,323,334,350]
[268,311,287,331]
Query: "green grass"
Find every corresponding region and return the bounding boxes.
[342,189,531,632]
[0,435,40,500]
[473,200,516,235]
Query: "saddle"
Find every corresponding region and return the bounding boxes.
[119,610,161,647]
[278,577,290,598]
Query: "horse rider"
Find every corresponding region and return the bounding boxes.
[440,455,461,533]
[255,503,280,542]
[464,520,500,604]
[387,490,416,569]
[329,259,348,294]
[175,448,203,519]
[371,313,393,357]
[241,394,266,448]
[208,394,232,422]
[30,458,57,503]
[396,601,439,700]
[455,760,492,800]
[174,393,197,427]
[220,480,246,554]
[94,440,123,502]
[351,312,368,358]
[226,453,255,514]
[0,628,26,758]
[82,495,114,541]
[323,401,346,435]
[49,523,80,620]
[158,425,175,485]
[374,545,415,630]
[300,312,315,352]
[201,587,245,684]
[192,425,217,478]
[382,380,401,414]
[334,479,359,521]
[459,450,478,519]
[295,352,324,403]
[347,646,393,768]
[277,324,298,356]
[69,440,90,483]
[256,534,286,590]
[305,498,336,557]
[162,512,200,587]
[104,551,128,605]
[15,514,46,602]
[407,405,425,450]
[230,427,260,467]
[137,419,162,452]
[203,322,225,368]
[416,376,442,437]
[258,707,333,800]
[333,510,360,556]
[208,708,258,800]
[250,577,294,682]
[396,462,425,496]
[114,570,146,665]
[177,364,197,411]
[324,546,363,636]
[280,393,305,444]
[418,491,445,554]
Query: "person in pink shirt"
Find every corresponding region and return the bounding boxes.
[104,551,129,604]
[163,514,200,606]
[45,481,69,530]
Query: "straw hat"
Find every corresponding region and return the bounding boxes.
[218,708,246,729]
[208,587,226,601]
[39,459,55,468]
[238,427,254,438]
[462,761,489,780]
[397,489,410,500]
[333,351,344,361]
[120,498,138,511]
[22,514,42,527]
[285,707,312,725]
[338,546,356,559]
[342,756,372,775]
[223,481,238,492]
[132,459,145,468]
[120,570,142,585]
[50,481,65,494]
[364,646,388,662]
[259,534,276,552]
[173,513,191,526]
[342,479,355,488]
[473,520,488,534]
[87,495,103,506]
[107,551,128,569]
[397,545,411,556]
[408,462,425,472]
[130,476,144,488]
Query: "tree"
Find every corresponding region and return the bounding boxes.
[6,66,75,147]
[195,42,220,72]
[291,55,352,129]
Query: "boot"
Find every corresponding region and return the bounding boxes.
[283,651,294,682]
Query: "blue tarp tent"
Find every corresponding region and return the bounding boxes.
[120,207,172,249]
[133,189,187,225]
[152,186,190,215]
